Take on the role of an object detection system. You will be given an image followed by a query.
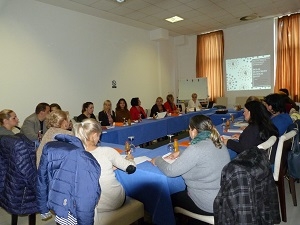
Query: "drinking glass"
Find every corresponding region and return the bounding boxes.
[123,117,126,126]
[221,118,226,126]
[229,113,234,122]
[167,134,174,152]
[128,136,135,153]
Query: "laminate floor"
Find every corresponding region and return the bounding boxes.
[1,178,299,225]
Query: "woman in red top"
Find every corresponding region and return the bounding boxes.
[129,97,147,121]
[164,94,179,114]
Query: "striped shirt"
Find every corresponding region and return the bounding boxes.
[55,212,77,225]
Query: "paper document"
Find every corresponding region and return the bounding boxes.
[221,135,232,139]
[157,112,167,119]
[121,155,151,165]
[233,121,248,127]
[134,156,151,164]
[227,129,243,134]
[162,152,177,164]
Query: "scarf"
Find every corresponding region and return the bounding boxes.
[190,130,211,145]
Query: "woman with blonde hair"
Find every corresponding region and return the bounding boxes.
[0,109,19,135]
[151,115,230,221]
[74,118,136,212]
[98,100,116,126]
[36,110,72,167]
[150,97,166,117]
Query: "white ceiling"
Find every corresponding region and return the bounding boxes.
[37,0,300,36]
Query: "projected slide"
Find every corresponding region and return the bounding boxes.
[226,55,271,91]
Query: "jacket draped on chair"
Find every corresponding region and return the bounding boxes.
[214,146,281,225]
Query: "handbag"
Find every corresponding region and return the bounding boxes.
[287,120,300,179]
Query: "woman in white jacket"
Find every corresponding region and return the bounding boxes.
[74,118,136,212]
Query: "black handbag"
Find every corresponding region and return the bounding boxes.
[287,120,300,179]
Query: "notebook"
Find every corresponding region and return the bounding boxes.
[157,112,167,119]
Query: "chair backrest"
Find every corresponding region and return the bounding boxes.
[257,136,277,151]
[273,130,297,181]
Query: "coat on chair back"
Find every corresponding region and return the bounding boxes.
[0,133,37,215]
[36,134,101,225]
[214,146,281,225]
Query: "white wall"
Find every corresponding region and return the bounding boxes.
[0,0,175,124]
[223,18,275,107]
[174,19,275,107]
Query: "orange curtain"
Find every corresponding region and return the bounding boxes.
[275,13,300,102]
[196,30,224,102]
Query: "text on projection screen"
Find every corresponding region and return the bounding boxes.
[226,55,271,91]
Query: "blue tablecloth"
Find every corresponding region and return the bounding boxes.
[101,109,244,145]
[215,116,246,160]
[101,142,185,225]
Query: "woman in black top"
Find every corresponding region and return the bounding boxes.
[98,100,116,126]
[223,101,278,161]
[150,97,166,117]
[77,102,96,122]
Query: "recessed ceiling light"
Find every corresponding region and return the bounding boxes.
[116,0,125,3]
[165,16,184,23]
[240,14,258,21]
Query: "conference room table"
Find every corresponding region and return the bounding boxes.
[100,108,244,146]
[100,115,245,225]
[101,141,186,225]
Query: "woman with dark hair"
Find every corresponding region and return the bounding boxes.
[77,102,96,122]
[263,93,293,136]
[129,97,147,121]
[115,98,130,122]
[164,94,179,114]
[278,88,299,112]
[223,101,279,162]
[49,103,61,112]
[151,115,230,222]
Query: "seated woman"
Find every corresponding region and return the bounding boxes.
[164,94,179,114]
[115,98,130,122]
[98,100,116,126]
[187,93,202,112]
[0,109,19,135]
[151,115,230,221]
[74,118,136,212]
[263,93,293,136]
[77,102,97,122]
[150,97,166,117]
[223,101,279,163]
[36,110,72,167]
[129,97,147,121]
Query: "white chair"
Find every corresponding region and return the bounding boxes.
[94,196,144,225]
[257,135,277,159]
[273,130,297,222]
[174,207,214,225]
